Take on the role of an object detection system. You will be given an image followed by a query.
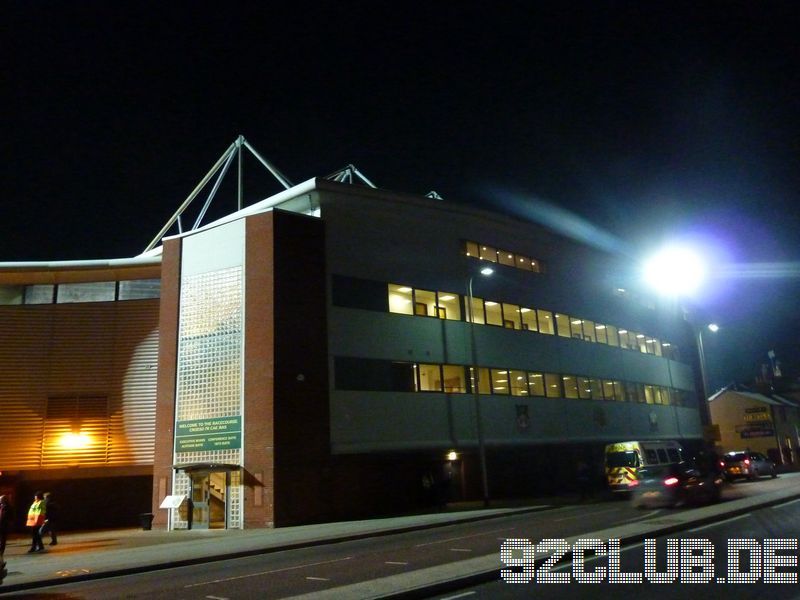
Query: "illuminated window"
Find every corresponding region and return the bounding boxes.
[555,313,571,338]
[414,289,437,317]
[602,380,616,400]
[590,378,604,399]
[614,381,627,402]
[469,367,491,394]
[537,310,555,335]
[417,364,442,392]
[528,372,545,396]
[570,318,584,340]
[563,375,579,399]
[388,284,414,315]
[577,376,592,399]
[491,369,510,394]
[509,370,528,396]
[467,296,486,324]
[498,250,516,267]
[442,365,467,393]
[644,385,656,404]
[485,301,503,326]
[436,292,461,320]
[606,325,620,347]
[502,303,521,329]
[479,245,498,262]
[464,241,480,258]
[516,255,532,270]
[545,373,562,398]
[520,307,538,331]
[583,320,597,343]
[595,323,608,344]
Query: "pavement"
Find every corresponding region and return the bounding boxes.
[1,474,800,598]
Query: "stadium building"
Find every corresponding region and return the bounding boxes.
[0,138,704,530]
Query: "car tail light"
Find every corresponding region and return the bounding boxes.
[744,459,751,465]
[627,479,639,487]
[719,461,725,468]
[664,477,679,486]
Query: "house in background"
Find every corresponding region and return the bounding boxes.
[708,383,800,466]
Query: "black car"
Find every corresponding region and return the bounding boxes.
[631,461,724,508]
[722,451,777,481]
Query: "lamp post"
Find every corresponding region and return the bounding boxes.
[467,266,493,508]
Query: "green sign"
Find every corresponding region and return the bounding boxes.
[175,416,242,452]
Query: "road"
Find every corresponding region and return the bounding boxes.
[435,490,800,598]
[0,475,793,599]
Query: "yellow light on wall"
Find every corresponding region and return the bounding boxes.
[60,432,91,449]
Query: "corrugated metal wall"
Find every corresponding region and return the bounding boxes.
[0,300,159,470]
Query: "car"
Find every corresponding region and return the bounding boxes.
[722,451,777,481]
[630,461,725,508]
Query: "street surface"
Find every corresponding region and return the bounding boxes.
[445,496,800,598]
[0,475,795,599]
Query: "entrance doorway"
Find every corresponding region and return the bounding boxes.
[189,470,228,529]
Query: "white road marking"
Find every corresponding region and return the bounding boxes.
[688,513,750,533]
[385,561,408,565]
[414,527,515,547]
[450,548,472,552]
[772,498,800,509]
[305,576,329,581]
[438,592,477,600]
[184,556,353,587]
[206,596,229,600]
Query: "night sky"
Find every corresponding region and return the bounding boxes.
[3,1,800,390]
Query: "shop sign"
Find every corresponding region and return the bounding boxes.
[175,416,242,452]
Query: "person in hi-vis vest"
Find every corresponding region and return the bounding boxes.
[26,491,46,553]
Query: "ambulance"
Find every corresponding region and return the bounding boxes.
[605,440,684,492]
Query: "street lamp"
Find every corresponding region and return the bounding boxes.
[695,323,719,419]
[467,265,493,507]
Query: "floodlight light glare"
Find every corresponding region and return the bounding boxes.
[643,246,707,296]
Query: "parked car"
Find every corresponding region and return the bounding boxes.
[722,451,777,481]
[631,461,724,508]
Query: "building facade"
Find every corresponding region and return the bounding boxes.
[0,175,704,530]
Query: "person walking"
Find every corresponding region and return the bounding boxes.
[40,492,59,546]
[26,491,46,553]
[0,495,13,567]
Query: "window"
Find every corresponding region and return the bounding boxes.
[416,364,442,392]
[657,449,669,463]
[528,372,545,396]
[538,310,555,335]
[414,289,437,317]
[470,367,491,394]
[502,303,521,329]
[509,370,528,396]
[570,318,584,340]
[583,320,597,342]
[520,307,538,331]
[464,240,543,274]
[485,301,503,326]
[563,375,579,399]
[614,381,626,401]
[479,245,498,262]
[467,297,486,324]
[57,282,116,303]
[595,323,608,344]
[617,329,632,349]
[442,365,467,393]
[602,380,616,400]
[590,378,604,399]
[556,313,571,337]
[606,325,620,347]
[24,285,55,304]
[577,377,592,399]
[491,369,510,394]
[436,292,462,321]
[118,279,161,300]
[498,250,516,267]
[388,284,414,315]
[545,373,562,398]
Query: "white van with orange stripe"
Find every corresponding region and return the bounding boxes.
[605,440,684,492]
